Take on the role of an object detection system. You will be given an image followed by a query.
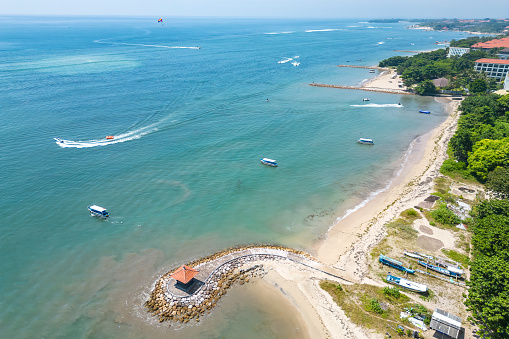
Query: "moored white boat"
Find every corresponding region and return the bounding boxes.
[362,98,370,101]
[386,274,428,293]
[357,138,374,145]
[88,205,109,218]
[261,158,278,167]
[403,251,423,260]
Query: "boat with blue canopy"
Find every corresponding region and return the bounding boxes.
[379,255,415,274]
[88,205,109,218]
[357,138,374,145]
[418,261,461,277]
[419,110,431,114]
[260,158,278,167]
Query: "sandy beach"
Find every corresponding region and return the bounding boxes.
[253,96,461,338]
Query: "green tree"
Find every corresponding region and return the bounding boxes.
[468,138,509,181]
[472,214,509,256]
[401,67,423,86]
[486,167,509,196]
[414,80,437,95]
[450,128,474,162]
[465,255,509,338]
[473,199,509,220]
[379,55,407,68]
[470,79,488,94]
[498,94,509,112]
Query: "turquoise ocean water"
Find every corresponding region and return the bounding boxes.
[0,17,469,338]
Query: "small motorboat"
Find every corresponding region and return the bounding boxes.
[88,205,109,218]
[386,274,428,293]
[369,69,375,73]
[54,138,65,144]
[357,138,374,145]
[261,158,278,167]
[106,136,114,140]
[362,98,370,101]
[419,110,431,114]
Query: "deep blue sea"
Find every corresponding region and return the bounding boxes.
[0,16,470,338]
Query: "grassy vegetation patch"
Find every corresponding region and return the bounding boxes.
[440,159,476,181]
[387,218,418,239]
[442,249,470,267]
[320,281,429,335]
[456,233,471,254]
[400,208,422,221]
[370,238,393,259]
[430,204,462,227]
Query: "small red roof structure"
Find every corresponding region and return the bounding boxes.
[170,265,199,284]
[475,58,509,65]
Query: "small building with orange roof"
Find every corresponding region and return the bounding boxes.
[170,265,199,286]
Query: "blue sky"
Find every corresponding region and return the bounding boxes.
[2,0,508,18]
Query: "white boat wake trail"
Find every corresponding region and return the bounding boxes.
[278,57,293,64]
[350,104,403,108]
[55,124,159,148]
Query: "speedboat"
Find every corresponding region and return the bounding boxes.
[369,69,375,73]
[106,136,114,140]
[419,110,431,114]
[88,205,109,218]
[261,158,278,167]
[54,138,65,144]
[291,61,300,66]
[362,98,370,101]
[357,138,374,145]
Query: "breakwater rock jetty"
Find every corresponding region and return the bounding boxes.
[145,245,328,325]
[337,65,389,70]
[309,83,413,95]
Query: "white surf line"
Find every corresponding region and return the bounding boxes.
[305,29,339,32]
[264,31,295,35]
[93,40,201,49]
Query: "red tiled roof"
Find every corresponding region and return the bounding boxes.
[170,265,199,284]
[475,58,509,65]
[472,37,509,49]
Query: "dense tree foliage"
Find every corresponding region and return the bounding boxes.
[445,93,509,187]
[486,167,509,197]
[466,199,509,338]
[468,138,509,181]
[414,80,437,95]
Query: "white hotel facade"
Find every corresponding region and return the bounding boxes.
[474,58,509,80]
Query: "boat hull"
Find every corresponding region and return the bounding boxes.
[387,274,427,293]
[88,206,109,218]
[260,158,278,167]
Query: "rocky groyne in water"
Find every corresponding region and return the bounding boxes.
[144,244,315,325]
